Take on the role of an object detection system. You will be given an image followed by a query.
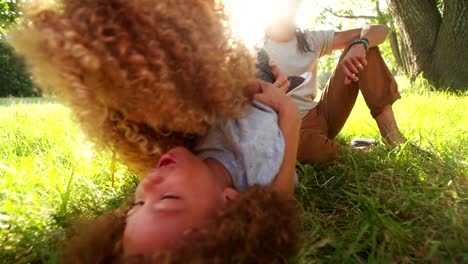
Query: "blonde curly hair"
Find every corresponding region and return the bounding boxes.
[10,0,256,177]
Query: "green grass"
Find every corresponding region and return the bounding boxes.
[1,84,467,263]
[0,101,138,263]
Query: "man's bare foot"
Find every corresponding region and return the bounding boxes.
[375,105,406,148]
[382,130,407,148]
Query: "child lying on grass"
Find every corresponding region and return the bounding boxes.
[61,82,302,263]
[10,0,303,262]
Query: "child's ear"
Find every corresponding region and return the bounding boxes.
[222,188,239,203]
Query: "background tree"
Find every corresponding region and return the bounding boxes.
[0,0,37,97]
[0,41,37,97]
[386,0,468,89]
[0,0,21,38]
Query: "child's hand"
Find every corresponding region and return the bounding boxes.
[254,80,294,113]
[270,61,290,93]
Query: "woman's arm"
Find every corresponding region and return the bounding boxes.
[332,24,389,51]
[254,81,301,195]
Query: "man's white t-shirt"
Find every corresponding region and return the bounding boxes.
[263,30,335,118]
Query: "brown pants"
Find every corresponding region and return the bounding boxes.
[298,47,400,164]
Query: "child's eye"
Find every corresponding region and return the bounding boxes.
[161,195,180,200]
[127,201,144,217]
[133,200,145,207]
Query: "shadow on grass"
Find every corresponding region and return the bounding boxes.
[294,143,466,263]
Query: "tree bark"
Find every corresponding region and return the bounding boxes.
[398,32,412,78]
[387,0,468,88]
[387,29,403,70]
[429,0,468,87]
[386,0,442,77]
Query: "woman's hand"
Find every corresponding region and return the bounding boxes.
[270,61,290,93]
[340,44,368,85]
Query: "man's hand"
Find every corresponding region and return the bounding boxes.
[341,44,368,85]
[270,61,290,93]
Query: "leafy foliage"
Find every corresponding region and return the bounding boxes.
[0,0,21,37]
[0,41,38,97]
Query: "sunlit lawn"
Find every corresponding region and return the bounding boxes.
[0,82,467,263]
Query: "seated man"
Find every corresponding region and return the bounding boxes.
[262,0,406,163]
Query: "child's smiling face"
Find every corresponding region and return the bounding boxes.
[123,147,236,256]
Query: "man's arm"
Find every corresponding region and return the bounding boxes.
[332,25,389,51]
[333,25,389,85]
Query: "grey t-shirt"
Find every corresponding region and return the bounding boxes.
[195,101,285,192]
[263,30,335,118]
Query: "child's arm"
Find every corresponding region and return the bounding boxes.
[254,81,301,195]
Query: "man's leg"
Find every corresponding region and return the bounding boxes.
[298,47,405,163]
[297,108,342,164]
[317,47,404,144]
[315,51,361,140]
[356,48,405,147]
[297,49,363,164]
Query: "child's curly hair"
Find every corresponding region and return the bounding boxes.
[60,187,301,263]
[10,0,256,176]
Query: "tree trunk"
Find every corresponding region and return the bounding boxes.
[387,0,468,88]
[374,1,405,73]
[387,27,404,72]
[386,0,442,77]
[398,32,412,78]
[429,0,468,88]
